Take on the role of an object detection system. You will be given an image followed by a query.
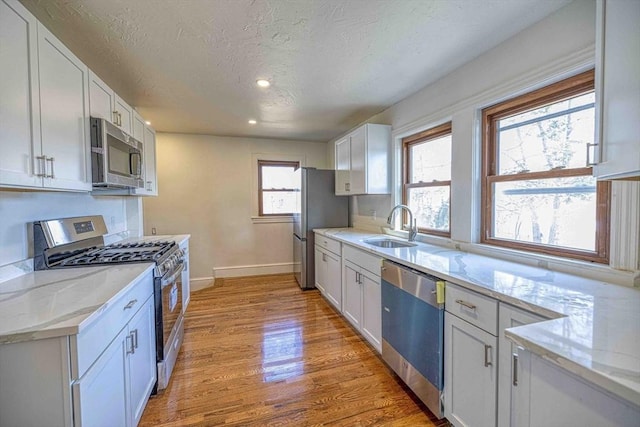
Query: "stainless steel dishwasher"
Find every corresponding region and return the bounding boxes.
[381,259,444,419]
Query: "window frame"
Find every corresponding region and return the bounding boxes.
[257,160,299,217]
[402,121,452,238]
[481,70,610,263]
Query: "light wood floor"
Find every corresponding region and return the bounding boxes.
[140,274,448,426]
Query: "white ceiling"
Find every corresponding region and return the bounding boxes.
[20,0,571,142]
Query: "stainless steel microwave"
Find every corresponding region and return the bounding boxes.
[90,117,143,188]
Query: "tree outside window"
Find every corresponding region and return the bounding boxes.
[403,122,452,237]
[482,70,610,263]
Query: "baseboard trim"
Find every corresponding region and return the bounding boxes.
[214,262,294,278]
[191,277,215,291]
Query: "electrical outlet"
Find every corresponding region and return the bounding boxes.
[151,227,157,235]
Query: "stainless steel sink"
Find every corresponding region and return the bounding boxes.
[363,238,417,248]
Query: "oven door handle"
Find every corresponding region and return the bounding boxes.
[161,263,185,288]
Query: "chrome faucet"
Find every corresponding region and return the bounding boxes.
[387,204,418,242]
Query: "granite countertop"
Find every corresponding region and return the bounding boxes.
[0,263,154,344]
[315,227,640,407]
[0,235,189,345]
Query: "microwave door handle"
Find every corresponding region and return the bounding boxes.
[130,152,142,178]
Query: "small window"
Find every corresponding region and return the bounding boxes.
[258,160,299,216]
[403,122,452,237]
[481,70,610,263]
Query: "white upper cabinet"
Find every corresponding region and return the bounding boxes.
[115,94,133,135]
[37,22,91,191]
[0,0,41,188]
[89,71,116,122]
[594,0,640,180]
[133,123,158,196]
[88,70,134,134]
[334,123,391,195]
[1,0,90,191]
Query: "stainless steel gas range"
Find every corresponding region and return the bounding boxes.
[33,215,185,391]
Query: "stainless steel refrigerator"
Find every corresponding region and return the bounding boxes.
[293,168,349,289]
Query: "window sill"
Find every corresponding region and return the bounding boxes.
[251,216,294,224]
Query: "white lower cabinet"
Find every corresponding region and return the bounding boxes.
[497,304,546,427]
[513,347,639,427]
[343,261,362,329]
[73,293,156,427]
[180,239,191,312]
[73,327,128,427]
[342,245,382,352]
[444,311,498,427]
[315,245,342,311]
[126,295,157,426]
[444,283,498,427]
[0,270,155,427]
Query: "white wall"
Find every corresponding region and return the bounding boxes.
[0,191,140,267]
[143,133,327,282]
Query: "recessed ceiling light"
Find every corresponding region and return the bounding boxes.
[248,119,257,125]
[145,121,151,125]
[256,79,270,88]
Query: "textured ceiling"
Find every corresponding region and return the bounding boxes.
[20,0,571,141]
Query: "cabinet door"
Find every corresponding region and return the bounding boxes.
[132,110,146,142]
[335,137,351,195]
[515,347,640,427]
[342,262,362,330]
[37,23,91,191]
[349,126,366,194]
[498,304,545,427]
[0,0,42,188]
[324,250,342,311]
[594,0,640,179]
[88,71,116,123]
[314,246,327,294]
[361,271,381,352]
[73,328,128,427]
[115,94,133,135]
[142,125,158,195]
[127,297,157,427]
[444,312,497,427]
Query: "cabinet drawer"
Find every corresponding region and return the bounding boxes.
[71,272,153,379]
[315,234,341,256]
[343,244,382,277]
[446,283,498,335]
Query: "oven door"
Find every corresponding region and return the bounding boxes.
[159,264,184,358]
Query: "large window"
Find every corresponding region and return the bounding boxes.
[403,122,452,237]
[258,160,299,216]
[481,70,610,263]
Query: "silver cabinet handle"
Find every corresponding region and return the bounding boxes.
[132,329,139,349]
[512,353,519,386]
[456,299,477,310]
[126,333,135,355]
[383,307,390,312]
[322,253,327,262]
[484,344,493,367]
[46,157,55,178]
[119,112,123,127]
[113,111,119,125]
[146,180,152,191]
[345,182,350,192]
[123,299,138,310]
[35,155,46,177]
